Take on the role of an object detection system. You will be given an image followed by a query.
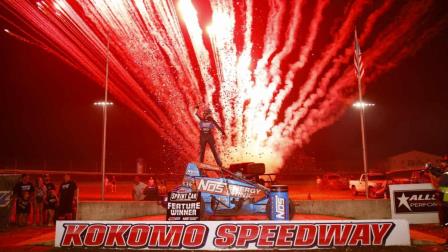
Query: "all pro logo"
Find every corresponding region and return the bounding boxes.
[393,190,438,213]
[274,195,285,219]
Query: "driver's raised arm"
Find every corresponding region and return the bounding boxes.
[193,106,203,122]
[212,118,225,135]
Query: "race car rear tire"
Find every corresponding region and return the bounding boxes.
[266,197,295,220]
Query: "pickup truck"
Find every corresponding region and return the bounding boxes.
[349,173,387,198]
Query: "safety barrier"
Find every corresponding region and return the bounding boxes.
[77,201,165,220]
[294,199,391,219]
[77,199,391,220]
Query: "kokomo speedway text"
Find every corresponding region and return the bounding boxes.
[56,220,410,249]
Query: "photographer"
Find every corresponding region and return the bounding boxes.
[426,155,448,228]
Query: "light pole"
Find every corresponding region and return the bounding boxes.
[352,101,374,198]
[94,99,113,201]
[97,36,111,201]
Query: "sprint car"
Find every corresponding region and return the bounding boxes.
[168,162,295,220]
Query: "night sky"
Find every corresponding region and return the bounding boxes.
[0,31,165,171]
[303,29,448,170]
[1,1,447,173]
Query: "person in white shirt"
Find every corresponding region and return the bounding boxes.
[132,176,147,201]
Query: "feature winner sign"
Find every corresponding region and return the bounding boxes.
[55,220,410,249]
[167,192,201,221]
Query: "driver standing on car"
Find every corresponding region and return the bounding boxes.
[427,155,448,243]
[194,105,225,167]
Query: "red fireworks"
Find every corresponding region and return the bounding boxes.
[0,0,445,172]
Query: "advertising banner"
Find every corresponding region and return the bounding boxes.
[0,174,20,229]
[194,178,265,200]
[167,192,201,221]
[0,191,12,208]
[389,183,439,224]
[55,219,410,249]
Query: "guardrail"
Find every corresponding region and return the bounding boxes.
[294,199,391,219]
[77,201,165,220]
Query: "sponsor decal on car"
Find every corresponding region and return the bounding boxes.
[55,220,410,249]
[274,195,285,219]
[195,178,264,200]
[196,179,227,195]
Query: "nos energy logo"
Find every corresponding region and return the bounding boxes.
[274,195,286,219]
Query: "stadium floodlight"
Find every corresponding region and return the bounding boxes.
[352,101,375,109]
[94,101,113,107]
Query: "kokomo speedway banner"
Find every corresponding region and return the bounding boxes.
[55,219,410,249]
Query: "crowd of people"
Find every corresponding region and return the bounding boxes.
[12,173,78,227]
[132,176,167,201]
[10,173,169,227]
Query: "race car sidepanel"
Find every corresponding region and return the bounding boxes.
[193,177,266,200]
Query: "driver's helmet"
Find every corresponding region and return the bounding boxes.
[203,108,212,118]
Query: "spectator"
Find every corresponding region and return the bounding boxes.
[45,189,58,227]
[144,177,159,201]
[11,175,22,223]
[43,174,55,224]
[13,174,34,225]
[157,179,167,196]
[34,176,47,226]
[157,180,167,201]
[105,176,110,192]
[58,174,77,220]
[16,191,31,226]
[43,174,56,194]
[132,176,147,201]
[111,176,117,193]
[316,176,322,190]
[148,177,155,187]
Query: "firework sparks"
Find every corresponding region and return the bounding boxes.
[0,0,444,172]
